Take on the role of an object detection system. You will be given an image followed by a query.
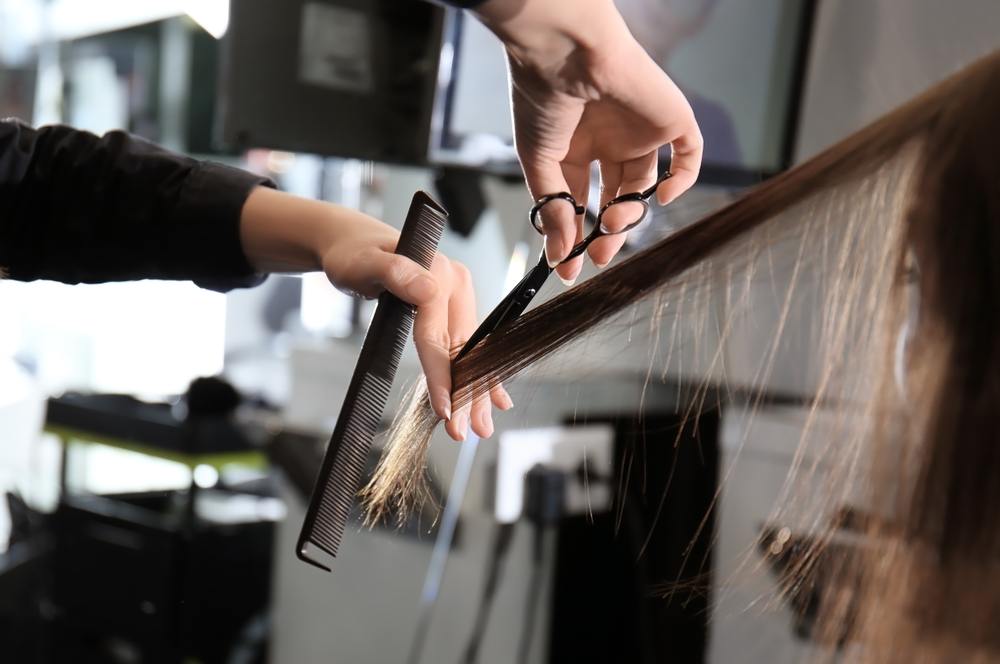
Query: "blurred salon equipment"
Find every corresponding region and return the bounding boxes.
[54,14,230,155]
[220,0,445,166]
[0,359,47,659]
[0,378,280,664]
[435,414,720,664]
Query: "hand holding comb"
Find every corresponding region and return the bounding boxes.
[297,191,448,571]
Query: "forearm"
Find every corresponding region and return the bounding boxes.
[239,185,415,303]
[239,186,363,273]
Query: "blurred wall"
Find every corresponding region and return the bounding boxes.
[795,0,1000,162]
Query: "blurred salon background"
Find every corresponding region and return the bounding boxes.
[0,1,997,662]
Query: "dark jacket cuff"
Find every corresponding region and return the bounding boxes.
[171,160,274,292]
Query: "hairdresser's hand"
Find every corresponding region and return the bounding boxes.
[239,187,512,441]
[475,0,703,283]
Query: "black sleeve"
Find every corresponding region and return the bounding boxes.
[0,119,275,292]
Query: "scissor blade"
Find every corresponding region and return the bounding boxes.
[454,256,552,361]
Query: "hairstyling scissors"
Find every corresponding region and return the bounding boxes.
[453,171,672,361]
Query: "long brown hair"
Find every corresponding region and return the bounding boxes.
[364,49,1000,661]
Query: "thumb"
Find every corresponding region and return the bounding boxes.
[333,249,439,306]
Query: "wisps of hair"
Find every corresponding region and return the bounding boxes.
[362,378,438,525]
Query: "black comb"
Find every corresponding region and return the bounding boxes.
[297,191,447,571]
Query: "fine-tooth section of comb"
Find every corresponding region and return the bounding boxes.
[297,191,447,571]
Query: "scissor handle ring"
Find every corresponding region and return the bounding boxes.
[596,193,650,235]
[529,192,586,234]
[529,170,671,235]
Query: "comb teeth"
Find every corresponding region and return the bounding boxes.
[395,193,447,270]
[297,192,447,571]
[309,373,393,556]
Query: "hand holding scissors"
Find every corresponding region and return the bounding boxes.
[455,170,672,362]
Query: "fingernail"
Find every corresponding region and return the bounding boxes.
[544,237,562,269]
[498,387,514,411]
[558,274,577,287]
[481,410,494,438]
[455,411,469,441]
[594,260,609,270]
[410,275,437,301]
[436,391,452,421]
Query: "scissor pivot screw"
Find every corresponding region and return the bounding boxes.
[524,288,536,298]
